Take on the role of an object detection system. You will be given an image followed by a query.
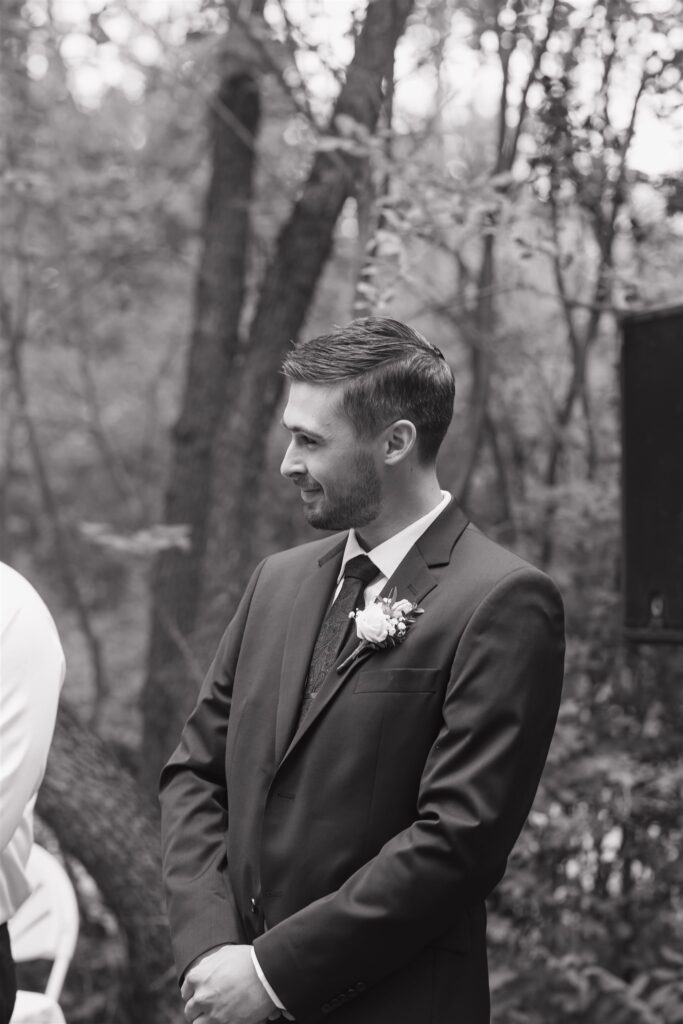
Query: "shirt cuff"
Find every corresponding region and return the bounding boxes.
[251,947,287,1011]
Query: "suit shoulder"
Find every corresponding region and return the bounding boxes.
[452,523,562,600]
[260,533,346,574]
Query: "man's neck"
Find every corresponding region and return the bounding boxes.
[355,478,444,549]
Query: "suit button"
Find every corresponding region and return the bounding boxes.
[250,897,258,914]
[355,981,366,992]
[321,1003,331,1014]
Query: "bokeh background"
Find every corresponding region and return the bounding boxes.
[1,0,682,1021]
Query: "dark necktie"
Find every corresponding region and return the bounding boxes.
[297,554,379,727]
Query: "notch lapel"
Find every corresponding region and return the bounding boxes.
[378,542,439,607]
[274,539,345,765]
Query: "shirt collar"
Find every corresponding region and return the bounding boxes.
[339,491,452,583]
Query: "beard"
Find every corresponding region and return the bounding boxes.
[303,450,382,531]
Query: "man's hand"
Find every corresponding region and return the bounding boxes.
[181,944,278,1024]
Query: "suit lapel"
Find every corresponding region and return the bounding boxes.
[278,500,470,767]
[274,537,345,765]
[412,495,469,570]
[378,542,439,607]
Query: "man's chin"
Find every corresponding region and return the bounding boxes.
[303,502,378,532]
[302,499,343,531]
[303,505,335,530]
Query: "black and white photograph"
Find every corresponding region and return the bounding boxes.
[1,1,681,1022]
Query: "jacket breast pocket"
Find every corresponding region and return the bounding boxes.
[354,668,441,693]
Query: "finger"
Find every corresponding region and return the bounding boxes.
[180,978,194,1002]
[184,996,205,1024]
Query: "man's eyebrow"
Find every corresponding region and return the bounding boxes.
[280,418,325,440]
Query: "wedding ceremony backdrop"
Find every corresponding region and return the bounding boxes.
[1,0,682,1021]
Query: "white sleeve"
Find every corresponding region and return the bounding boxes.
[0,565,65,851]
[251,947,294,1017]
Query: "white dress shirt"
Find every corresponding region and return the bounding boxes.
[0,563,65,923]
[335,490,452,605]
[252,491,452,1013]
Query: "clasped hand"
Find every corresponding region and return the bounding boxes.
[181,944,280,1024]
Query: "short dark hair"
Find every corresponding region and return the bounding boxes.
[282,317,454,463]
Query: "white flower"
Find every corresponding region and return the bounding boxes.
[338,591,424,673]
[391,599,414,617]
[354,602,391,643]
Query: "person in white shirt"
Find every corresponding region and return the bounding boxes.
[0,563,65,1023]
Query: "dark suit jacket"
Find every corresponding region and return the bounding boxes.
[159,500,565,1023]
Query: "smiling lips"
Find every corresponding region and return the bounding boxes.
[294,477,320,495]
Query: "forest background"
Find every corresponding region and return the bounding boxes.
[1,0,682,1021]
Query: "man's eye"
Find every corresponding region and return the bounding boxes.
[297,435,317,447]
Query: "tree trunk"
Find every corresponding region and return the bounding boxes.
[37,703,182,1024]
[453,231,495,502]
[453,2,560,508]
[538,275,605,567]
[141,63,261,790]
[193,0,416,659]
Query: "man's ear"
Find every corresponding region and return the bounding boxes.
[383,420,417,465]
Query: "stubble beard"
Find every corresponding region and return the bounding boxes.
[304,451,382,531]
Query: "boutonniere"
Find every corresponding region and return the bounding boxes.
[337,588,424,673]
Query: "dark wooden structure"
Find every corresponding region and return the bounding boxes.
[621,304,683,643]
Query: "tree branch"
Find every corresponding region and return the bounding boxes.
[194,0,416,652]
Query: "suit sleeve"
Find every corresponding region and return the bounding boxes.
[159,559,266,980]
[254,567,565,1019]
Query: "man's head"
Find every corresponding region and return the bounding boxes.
[283,317,454,464]
[280,317,454,532]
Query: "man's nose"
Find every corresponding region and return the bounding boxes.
[280,440,303,479]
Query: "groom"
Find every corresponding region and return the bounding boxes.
[160,317,565,1024]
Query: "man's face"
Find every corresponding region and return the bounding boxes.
[280,382,382,531]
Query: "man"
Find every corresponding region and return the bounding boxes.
[160,317,565,1024]
[0,563,65,1023]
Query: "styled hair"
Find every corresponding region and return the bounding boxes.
[282,317,454,463]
